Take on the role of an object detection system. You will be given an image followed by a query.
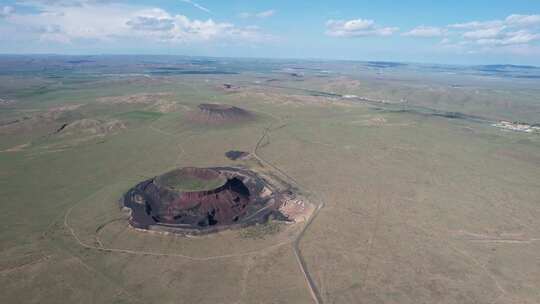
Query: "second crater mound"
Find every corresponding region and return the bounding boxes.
[188,103,254,124]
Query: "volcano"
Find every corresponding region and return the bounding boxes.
[121,167,288,234]
[188,103,254,124]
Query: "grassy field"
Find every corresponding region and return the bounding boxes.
[1,59,539,304]
[155,169,226,192]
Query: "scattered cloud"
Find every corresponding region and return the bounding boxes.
[462,27,505,39]
[126,15,175,32]
[325,13,540,57]
[239,9,276,19]
[449,20,503,30]
[256,10,275,18]
[475,30,540,46]
[325,18,398,37]
[439,38,451,44]
[1,6,14,18]
[16,0,117,6]
[3,2,268,44]
[180,0,212,15]
[2,2,539,60]
[403,26,445,38]
[505,14,540,27]
[125,8,267,42]
[450,14,540,48]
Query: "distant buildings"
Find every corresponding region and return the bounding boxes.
[492,121,540,133]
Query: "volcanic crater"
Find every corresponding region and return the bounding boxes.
[188,103,254,124]
[122,167,292,234]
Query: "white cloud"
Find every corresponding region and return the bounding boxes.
[475,30,540,46]
[17,0,117,6]
[439,37,451,45]
[449,20,503,30]
[504,30,540,44]
[325,18,398,37]
[8,4,133,42]
[239,9,276,19]
[170,15,235,41]
[256,10,275,18]
[505,14,540,27]
[403,26,445,38]
[126,15,175,32]
[443,14,540,54]
[124,8,267,42]
[1,6,15,18]
[462,26,505,39]
[2,2,268,44]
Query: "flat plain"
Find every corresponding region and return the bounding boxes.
[1,56,539,304]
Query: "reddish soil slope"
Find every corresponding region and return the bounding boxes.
[188,103,254,124]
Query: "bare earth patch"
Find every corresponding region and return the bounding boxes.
[57,119,126,138]
[278,194,314,223]
[0,143,30,153]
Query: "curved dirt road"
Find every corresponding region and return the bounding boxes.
[64,114,325,303]
[253,117,325,304]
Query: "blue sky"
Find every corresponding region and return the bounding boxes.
[1,0,540,65]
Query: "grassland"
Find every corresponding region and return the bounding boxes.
[155,169,226,192]
[1,57,539,304]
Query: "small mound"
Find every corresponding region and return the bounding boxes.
[57,119,126,137]
[188,103,254,124]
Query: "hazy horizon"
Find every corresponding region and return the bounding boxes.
[2,53,540,68]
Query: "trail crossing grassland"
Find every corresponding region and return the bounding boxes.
[64,112,326,303]
[252,115,325,304]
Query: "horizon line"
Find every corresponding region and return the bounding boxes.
[0,53,538,68]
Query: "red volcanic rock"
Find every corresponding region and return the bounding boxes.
[122,167,287,233]
[168,177,250,224]
[188,103,254,124]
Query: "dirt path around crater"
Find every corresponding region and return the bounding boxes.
[62,111,326,303]
[251,110,325,304]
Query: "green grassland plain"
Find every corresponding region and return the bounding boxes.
[1,69,539,304]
